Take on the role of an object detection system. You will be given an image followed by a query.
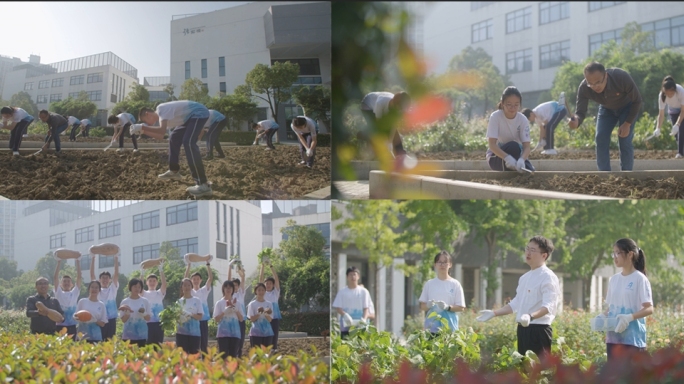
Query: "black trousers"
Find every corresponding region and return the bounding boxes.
[238,321,246,357]
[606,343,646,361]
[250,336,273,349]
[217,337,241,359]
[9,120,31,151]
[119,122,138,149]
[101,318,117,341]
[488,141,536,172]
[270,318,281,350]
[147,322,164,346]
[517,323,552,357]
[199,320,208,354]
[176,333,201,354]
[125,339,147,347]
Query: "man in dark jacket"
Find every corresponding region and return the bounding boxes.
[26,277,65,335]
[38,110,69,154]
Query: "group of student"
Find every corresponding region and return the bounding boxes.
[369,61,684,173]
[25,250,284,359]
[334,236,654,362]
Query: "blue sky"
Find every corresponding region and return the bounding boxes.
[3,2,249,81]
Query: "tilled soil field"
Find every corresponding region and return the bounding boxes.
[471,174,684,199]
[0,147,330,199]
[0,133,163,144]
[413,150,681,161]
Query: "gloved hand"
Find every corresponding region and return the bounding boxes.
[158,259,165,272]
[654,127,661,137]
[306,148,312,157]
[504,155,517,170]
[520,314,531,327]
[253,141,257,145]
[671,124,680,136]
[435,301,449,311]
[516,157,526,173]
[183,253,190,265]
[615,314,634,333]
[342,312,354,327]
[427,300,436,308]
[476,310,495,322]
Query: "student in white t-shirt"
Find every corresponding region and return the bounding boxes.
[332,267,372,339]
[76,281,108,343]
[213,280,243,359]
[291,116,318,168]
[360,91,411,169]
[522,92,572,155]
[176,278,204,355]
[1,106,34,155]
[119,278,151,347]
[67,116,81,142]
[107,113,138,152]
[141,261,167,347]
[419,251,466,335]
[486,86,534,172]
[184,255,213,355]
[135,102,212,197]
[90,253,119,341]
[78,119,92,138]
[260,261,282,351]
[247,283,274,348]
[228,259,248,357]
[477,236,561,358]
[53,257,82,339]
[653,76,684,158]
[252,120,279,150]
[603,238,654,360]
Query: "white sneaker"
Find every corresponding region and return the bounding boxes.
[158,170,182,180]
[133,149,139,153]
[676,153,683,159]
[298,161,306,165]
[541,149,558,155]
[130,124,143,135]
[186,183,213,197]
[532,139,546,152]
[13,151,19,156]
[22,134,28,138]
[116,148,124,152]
[558,92,566,107]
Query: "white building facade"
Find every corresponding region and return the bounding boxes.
[423,1,684,106]
[143,76,172,102]
[169,1,331,137]
[2,52,139,126]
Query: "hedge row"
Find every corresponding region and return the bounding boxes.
[281,312,329,336]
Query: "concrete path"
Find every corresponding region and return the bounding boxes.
[333,181,370,200]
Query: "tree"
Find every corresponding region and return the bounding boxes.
[293,85,331,128]
[163,84,177,101]
[0,257,21,281]
[9,91,39,117]
[206,93,259,131]
[49,92,97,119]
[35,252,78,285]
[179,78,210,104]
[127,83,150,102]
[650,260,684,307]
[243,61,300,124]
[7,270,40,309]
[561,200,684,309]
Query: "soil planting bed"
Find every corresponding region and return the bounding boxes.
[0,147,330,199]
[412,150,680,161]
[0,133,163,144]
[471,174,684,199]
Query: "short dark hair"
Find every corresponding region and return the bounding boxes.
[529,236,554,260]
[39,110,49,117]
[0,106,15,115]
[99,271,112,279]
[61,275,72,281]
[265,277,275,284]
[107,115,119,124]
[128,278,143,291]
[521,108,533,119]
[389,92,411,110]
[661,75,677,102]
[222,280,235,296]
[497,86,522,110]
[584,61,605,74]
[252,122,260,129]
[190,272,202,279]
[254,282,267,295]
[433,250,452,264]
[88,280,101,291]
[232,278,241,286]
[146,274,158,281]
[346,266,360,277]
[293,117,307,127]
[138,107,155,121]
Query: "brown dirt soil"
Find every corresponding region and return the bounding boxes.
[413,150,680,161]
[471,174,684,199]
[0,147,330,199]
[0,133,162,143]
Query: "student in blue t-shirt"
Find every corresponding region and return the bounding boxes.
[108,112,139,152]
[1,106,34,156]
[89,253,119,341]
[67,116,81,142]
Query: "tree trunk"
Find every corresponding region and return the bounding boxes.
[485,232,497,308]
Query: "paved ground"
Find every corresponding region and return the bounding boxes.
[333,181,370,200]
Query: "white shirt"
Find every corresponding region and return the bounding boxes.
[233,288,246,318]
[119,297,151,321]
[155,100,209,129]
[55,286,80,326]
[418,277,466,308]
[332,286,372,331]
[80,119,91,126]
[487,110,531,146]
[191,285,211,321]
[258,120,277,130]
[658,84,684,113]
[605,270,652,347]
[2,108,29,123]
[142,289,165,323]
[77,298,108,322]
[116,113,134,127]
[67,116,80,125]
[247,299,273,318]
[98,280,119,319]
[290,116,317,137]
[361,92,394,118]
[532,101,563,126]
[507,265,561,325]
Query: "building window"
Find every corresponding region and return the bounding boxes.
[216,242,227,260]
[539,2,569,25]
[68,92,80,99]
[540,40,570,69]
[80,256,91,270]
[37,95,48,104]
[589,28,623,55]
[133,211,159,232]
[50,94,62,102]
[133,243,160,265]
[99,219,121,239]
[219,82,226,96]
[24,83,33,90]
[87,90,102,101]
[52,78,64,88]
[167,202,198,226]
[506,7,532,34]
[70,75,84,85]
[472,19,493,43]
[219,57,225,77]
[471,2,496,11]
[185,61,190,79]
[588,1,625,12]
[170,238,198,256]
[50,233,66,249]
[642,16,684,49]
[75,226,94,244]
[506,48,533,74]
[201,59,207,78]
[87,72,103,83]
[38,80,50,89]
[99,255,120,268]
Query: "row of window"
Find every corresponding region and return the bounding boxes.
[25,73,104,91]
[185,57,226,80]
[506,40,570,74]
[36,90,102,104]
[72,237,199,269]
[473,2,626,43]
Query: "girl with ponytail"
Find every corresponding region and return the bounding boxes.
[653,75,684,158]
[603,238,654,360]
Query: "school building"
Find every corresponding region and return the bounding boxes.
[420,1,684,109]
[169,1,331,138]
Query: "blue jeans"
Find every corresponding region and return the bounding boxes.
[595,103,635,171]
[168,117,209,184]
[46,123,69,152]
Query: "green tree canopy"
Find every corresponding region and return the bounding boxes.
[0,257,21,281]
[49,92,97,119]
[179,78,210,104]
[292,85,331,126]
[206,93,259,130]
[163,84,177,101]
[243,61,300,123]
[10,91,39,117]
[127,82,150,102]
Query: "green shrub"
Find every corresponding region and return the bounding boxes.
[27,120,49,135]
[281,311,329,336]
[0,310,30,334]
[88,127,107,137]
